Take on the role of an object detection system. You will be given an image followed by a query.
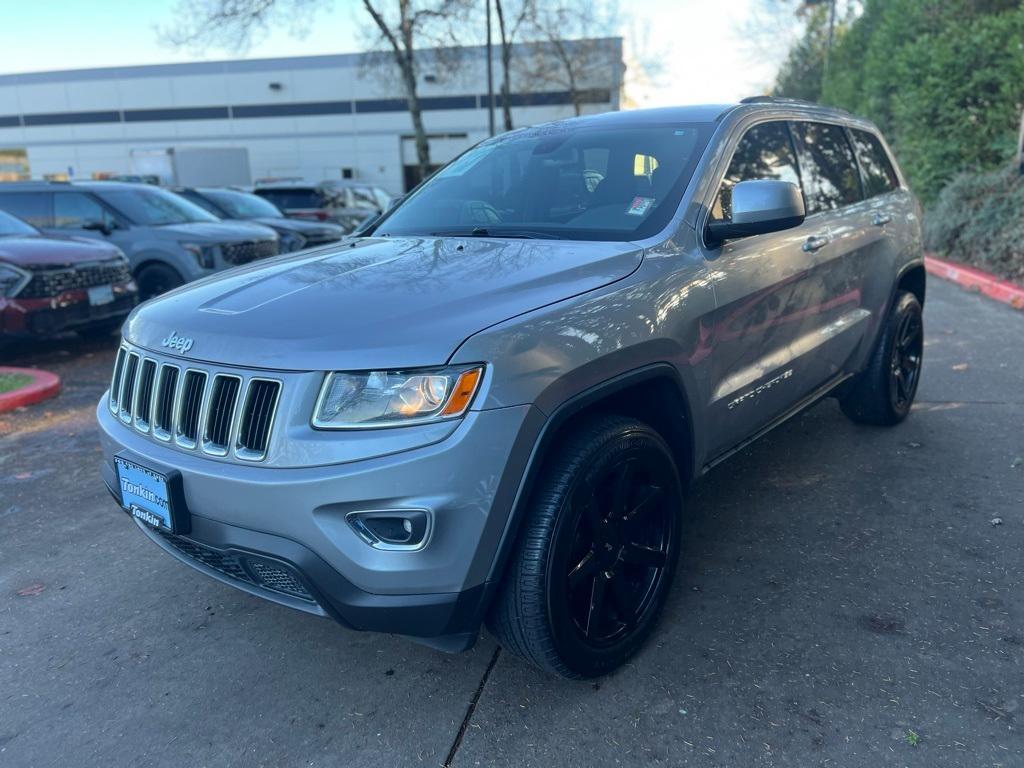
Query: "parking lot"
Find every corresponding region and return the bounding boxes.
[1,278,1021,767]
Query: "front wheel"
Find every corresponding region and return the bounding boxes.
[135,263,184,302]
[488,415,683,678]
[840,290,924,425]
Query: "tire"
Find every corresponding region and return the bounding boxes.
[488,415,683,678]
[135,263,184,302]
[840,290,924,426]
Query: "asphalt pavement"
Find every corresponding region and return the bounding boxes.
[1,278,1021,767]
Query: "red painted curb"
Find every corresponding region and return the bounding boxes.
[0,366,61,412]
[925,254,1024,311]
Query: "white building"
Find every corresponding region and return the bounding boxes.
[0,38,623,193]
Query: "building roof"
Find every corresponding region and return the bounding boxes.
[0,38,624,87]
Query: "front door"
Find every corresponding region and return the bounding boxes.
[702,119,865,460]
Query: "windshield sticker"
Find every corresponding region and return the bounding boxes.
[626,196,654,216]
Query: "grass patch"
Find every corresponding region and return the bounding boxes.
[0,372,33,394]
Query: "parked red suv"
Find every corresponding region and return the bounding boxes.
[0,209,137,341]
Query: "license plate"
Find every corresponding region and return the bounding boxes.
[115,457,174,531]
[88,284,115,306]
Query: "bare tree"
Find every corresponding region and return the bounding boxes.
[492,0,534,131]
[161,0,470,181]
[516,0,625,117]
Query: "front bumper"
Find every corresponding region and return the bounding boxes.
[1,283,136,338]
[98,399,543,650]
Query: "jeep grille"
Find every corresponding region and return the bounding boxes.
[108,346,281,462]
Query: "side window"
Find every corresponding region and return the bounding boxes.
[792,122,862,214]
[712,121,800,221]
[0,192,51,227]
[849,129,900,197]
[179,192,221,216]
[53,192,111,228]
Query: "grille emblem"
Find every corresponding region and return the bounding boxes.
[161,331,195,354]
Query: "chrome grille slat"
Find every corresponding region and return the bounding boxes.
[118,353,140,423]
[133,359,158,432]
[109,348,126,412]
[236,379,281,461]
[152,364,180,441]
[202,375,241,455]
[175,370,208,448]
[109,344,281,462]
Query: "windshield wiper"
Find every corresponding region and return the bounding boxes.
[429,227,564,240]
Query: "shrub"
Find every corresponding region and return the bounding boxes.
[924,164,1024,282]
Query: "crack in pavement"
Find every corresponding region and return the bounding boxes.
[443,646,501,767]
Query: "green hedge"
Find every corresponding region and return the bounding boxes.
[924,164,1024,283]
[778,0,1024,204]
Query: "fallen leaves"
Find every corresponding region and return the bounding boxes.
[16,583,45,597]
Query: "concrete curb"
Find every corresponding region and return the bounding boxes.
[925,254,1024,310]
[0,366,61,412]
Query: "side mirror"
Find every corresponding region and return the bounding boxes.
[82,220,114,235]
[706,179,805,244]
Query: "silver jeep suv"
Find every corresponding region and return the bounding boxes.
[97,99,925,678]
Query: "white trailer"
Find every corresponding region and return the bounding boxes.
[130,147,252,187]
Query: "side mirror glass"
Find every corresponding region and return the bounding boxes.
[707,179,805,245]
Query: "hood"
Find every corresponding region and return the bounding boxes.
[124,236,643,370]
[250,216,345,237]
[157,221,278,242]
[0,235,123,268]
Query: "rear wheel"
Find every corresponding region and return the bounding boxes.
[840,290,923,425]
[488,415,683,678]
[135,263,184,302]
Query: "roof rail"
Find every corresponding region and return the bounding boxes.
[739,95,851,114]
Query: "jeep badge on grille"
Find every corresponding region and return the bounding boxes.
[161,331,195,354]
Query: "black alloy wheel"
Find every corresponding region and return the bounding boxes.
[840,290,924,426]
[559,455,675,647]
[890,307,923,412]
[488,415,683,678]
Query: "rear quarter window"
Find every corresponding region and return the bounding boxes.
[849,129,900,197]
[0,191,51,227]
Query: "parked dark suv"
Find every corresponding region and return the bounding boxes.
[98,99,924,678]
[0,182,280,300]
[174,187,346,253]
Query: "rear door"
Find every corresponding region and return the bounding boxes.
[787,121,874,380]
[846,128,917,354]
[703,120,834,458]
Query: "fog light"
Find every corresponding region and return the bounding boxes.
[346,510,430,550]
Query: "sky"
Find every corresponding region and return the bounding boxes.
[1,0,797,108]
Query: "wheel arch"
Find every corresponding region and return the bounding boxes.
[483,363,697,588]
[132,255,184,280]
[896,261,926,307]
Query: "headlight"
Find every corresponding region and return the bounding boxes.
[0,263,30,298]
[312,365,484,429]
[180,242,217,269]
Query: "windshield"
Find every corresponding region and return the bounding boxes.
[95,186,220,226]
[375,122,711,241]
[202,189,284,219]
[0,209,38,237]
